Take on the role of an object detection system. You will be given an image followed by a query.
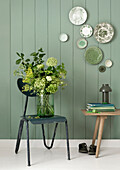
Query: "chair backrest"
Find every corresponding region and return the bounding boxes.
[17,78,37,97]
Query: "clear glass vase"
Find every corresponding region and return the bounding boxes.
[37,94,54,117]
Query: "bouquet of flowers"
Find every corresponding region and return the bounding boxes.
[14,48,67,96]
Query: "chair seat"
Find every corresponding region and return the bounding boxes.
[22,115,67,124]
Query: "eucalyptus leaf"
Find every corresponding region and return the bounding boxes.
[16,52,20,57]
[34,57,38,61]
[41,60,44,64]
[20,53,24,59]
[25,59,30,62]
[57,65,61,69]
[47,66,52,70]
[21,53,24,57]
[39,53,46,58]
[30,52,38,56]
[38,48,43,52]
[16,59,21,64]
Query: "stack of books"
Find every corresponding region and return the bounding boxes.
[86,103,115,112]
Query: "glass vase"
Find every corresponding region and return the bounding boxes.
[37,94,54,117]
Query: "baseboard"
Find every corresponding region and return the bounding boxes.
[0,139,120,148]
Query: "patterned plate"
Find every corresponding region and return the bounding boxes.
[77,38,88,49]
[80,24,93,38]
[84,46,103,65]
[94,22,114,43]
[69,7,87,25]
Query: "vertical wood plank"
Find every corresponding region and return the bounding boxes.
[0,0,10,138]
[11,0,23,139]
[111,0,120,138]
[73,0,86,139]
[48,0,61,139]
[23,0,36,139]
[36,0,48,139]
[98,0,111,139]
[85,0,98,139]
[61,0,74,139]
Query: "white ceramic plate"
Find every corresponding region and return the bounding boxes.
[77,38,87,49]
[69,7,87,25]
[59,33,68,42]
[105,59,113,67]
[80,24,93,38]
[94,22,114,43]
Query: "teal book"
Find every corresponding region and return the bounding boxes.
[87,103,115,107]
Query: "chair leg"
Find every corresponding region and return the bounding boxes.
[41,123,58,150]
[65,120,70,160]
[15,119,24,154]
[26,121,31,166]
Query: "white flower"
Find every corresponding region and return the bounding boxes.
[37,64,44,69]
[41,89,44,94]
[46,76,52,81]
[46,57,57,66]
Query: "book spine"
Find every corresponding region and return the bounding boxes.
[87,104,114,107]
[87,106,115,109]
[88,109,115,112]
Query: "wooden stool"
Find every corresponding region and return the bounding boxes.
[81,109,120,158]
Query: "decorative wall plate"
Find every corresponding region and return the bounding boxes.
[80,24,93,38]
[105,59,113,67]
[69,7,87,25]
[59,33,68,42]
[84,46,103,65]
[77,38,88,49]
[99,65,106,73]
[94,22,114,43]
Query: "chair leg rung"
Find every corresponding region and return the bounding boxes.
[42,123,58,149]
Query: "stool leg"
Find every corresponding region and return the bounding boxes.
[96,116,106,158]
[65,121,70,160]
[15,119,24,154]
[26,121,30,166]
[92,116,100,146]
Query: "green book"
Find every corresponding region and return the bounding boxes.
[88,109,115,112]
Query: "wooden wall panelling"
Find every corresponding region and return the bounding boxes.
[98,0,111,139]
[11,0,23,139]
[23,0,36,139]
[48,0,61,139]
[111,0,120,138]
[0,0,10,138]
[36,0,48,139]
[73,0,86,139]
[61,0,74,139]
[85,0,98,139]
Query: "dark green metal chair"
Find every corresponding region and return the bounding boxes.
[15,78,70,166]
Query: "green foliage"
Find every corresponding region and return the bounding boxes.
[16,59,21,65]
[14,48,67,96]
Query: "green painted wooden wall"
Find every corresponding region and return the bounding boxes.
[0,0,120,139]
